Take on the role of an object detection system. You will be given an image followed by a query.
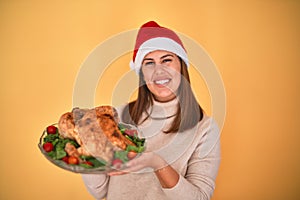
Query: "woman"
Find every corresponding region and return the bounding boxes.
[82,21,220,200]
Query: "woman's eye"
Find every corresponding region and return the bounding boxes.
[162,59,172,63]
[144,62,155,67]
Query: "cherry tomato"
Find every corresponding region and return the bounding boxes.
[83,161,93,166]
[61,156,69,164]
[112,159,123,169]
[68,156,79,165]
[124,129,137,136]
[127,151,137,160]
[43,142,54,152]
[46,125,57,134]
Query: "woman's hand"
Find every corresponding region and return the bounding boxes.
[108,152,167,176]
[108,151,180,188]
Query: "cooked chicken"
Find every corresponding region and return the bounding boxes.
[96,114,135,150]
[58,105,136,163]
[94,105,119,123]
[65,142,81,159]
[57,112,76,140]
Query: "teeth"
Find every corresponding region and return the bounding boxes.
[155,79,170,85]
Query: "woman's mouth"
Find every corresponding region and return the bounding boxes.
[154,79,171,85]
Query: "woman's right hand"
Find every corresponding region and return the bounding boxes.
[108,151,167,176]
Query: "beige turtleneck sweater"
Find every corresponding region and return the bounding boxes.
[82,98,221,200]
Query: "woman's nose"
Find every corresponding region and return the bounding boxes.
[153,64,166,74]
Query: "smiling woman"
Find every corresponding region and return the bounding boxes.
[81,21,220,200]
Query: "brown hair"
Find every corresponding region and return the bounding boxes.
[121,58,203,133]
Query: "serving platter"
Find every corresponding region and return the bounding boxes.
[38,123,145,174]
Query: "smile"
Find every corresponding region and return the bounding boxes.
[154,79,171,85]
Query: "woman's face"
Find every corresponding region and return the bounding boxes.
[141,50,181,102]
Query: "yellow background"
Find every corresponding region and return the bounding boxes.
[1,1,299,200]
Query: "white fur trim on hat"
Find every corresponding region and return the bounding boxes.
[130,37,189,74]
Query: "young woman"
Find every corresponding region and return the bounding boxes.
[82,21,221,200]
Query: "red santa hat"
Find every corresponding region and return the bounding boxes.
[130,21,189,74]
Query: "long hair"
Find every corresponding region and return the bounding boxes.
[121,58,203,133]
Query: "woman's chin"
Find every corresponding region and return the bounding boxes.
[153,93,177,102]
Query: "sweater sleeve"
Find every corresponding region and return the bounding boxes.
[163,119,221,200]
[81,174,109,200]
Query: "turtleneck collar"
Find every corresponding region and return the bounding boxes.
[147,97,179,119]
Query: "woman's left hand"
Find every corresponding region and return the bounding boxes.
[108,152,167,176]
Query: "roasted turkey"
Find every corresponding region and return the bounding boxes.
[57,105,135,163]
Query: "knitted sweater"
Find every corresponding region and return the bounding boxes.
[82,98,221,200]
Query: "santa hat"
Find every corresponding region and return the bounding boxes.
[130,21,189,74]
